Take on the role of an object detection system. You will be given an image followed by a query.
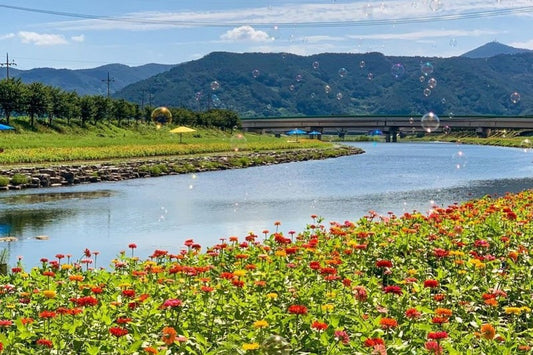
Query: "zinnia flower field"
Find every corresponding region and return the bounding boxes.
[0,190,532,354]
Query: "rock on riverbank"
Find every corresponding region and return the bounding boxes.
[0,146,362,191]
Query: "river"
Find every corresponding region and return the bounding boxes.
[1,142,533,268]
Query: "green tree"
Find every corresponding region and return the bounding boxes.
[24,82,50,127]
[112,99,132,125]
[92,95,110,124]
[79,96,95,126]
[0,78,24,124]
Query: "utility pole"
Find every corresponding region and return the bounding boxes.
[1,53,16,79]
[101,72,115,98]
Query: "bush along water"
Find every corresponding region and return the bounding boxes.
[0,190,532,353]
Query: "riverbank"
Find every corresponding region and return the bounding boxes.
[0,145,362,191]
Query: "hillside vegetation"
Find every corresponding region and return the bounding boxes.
[115,51,533,118]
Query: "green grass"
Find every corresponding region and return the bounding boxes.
[0,118,331,165]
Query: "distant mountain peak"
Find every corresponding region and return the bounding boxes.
[461,41,532,58]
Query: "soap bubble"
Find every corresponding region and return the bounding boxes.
[367,73,374,80]
[443,125,451,135]
[420,62,434,76]
[151,107,172,125]
[359,60,366,69]
[261,335,291,355]
[419,76,426,83]
[449,38,457,47]
[289,84,295,92]
[324,85,331,94]
[441,98,447,104]
[391,63,405,78]
[230,133,248,152]
[210,81,220,91]
[409,117,414,125]
[252,69,260,78]
[336,92,343,100]
[429,0,443,11]
[211,94,221,107]
[295,74,303,82]
[421,112,440,133]
[521,139,532,152]
[194,91,202,102]
[428,78,437,88]
[449,112,455,119]
[452,150,467,170]
[423,88,432,97]
[312,61,320,70]
[338,67,348,78]
[510,92,521,104]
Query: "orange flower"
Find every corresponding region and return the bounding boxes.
[379,317,398,329]
[435,308,452,317]
[69,275,84,282]
[480,324,495,340]
[161,326,177,345]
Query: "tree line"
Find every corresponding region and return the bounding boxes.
[0,78,241,129]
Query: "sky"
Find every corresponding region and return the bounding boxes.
[0,0,532,70]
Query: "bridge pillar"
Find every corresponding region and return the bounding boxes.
[385,127,398,142]
[476,127,491,138]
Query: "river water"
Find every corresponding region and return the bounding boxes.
[1,142,533,268]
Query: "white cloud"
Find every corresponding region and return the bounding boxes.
[220,26,272,42]
[71,34,85,42]
[349,29,501,41]
[510,40,533,50]
[18,31,68,46]
[0,33,15,40]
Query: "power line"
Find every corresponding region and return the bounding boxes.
[0,3,532,28]
[0,53,16,79]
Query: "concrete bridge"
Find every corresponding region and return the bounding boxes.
[241,115,533,142]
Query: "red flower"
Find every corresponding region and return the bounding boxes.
[288,305,308,315]
[122,289,136,298]
[109,326,128,337]
[376,260,393,268]
[83,248,91,257]
[425,341,443,354]
[42,271,55,277]
[161,299,183,309]
[383,285,403,295]
[0,320,12,327]
[431,317,449,324]
[309,261,321,270]
[311,321,328,331]
[428,331,448,340]
[36,338,53,348]
[71,296,98,307]
[379,317,398,329]
[364,338,385,347]
[116,317,132,324]
[334,330,350,344]
[128,243,137,249]
[424,279,439,288]
[405,308,421,319]
[39,311,57,319]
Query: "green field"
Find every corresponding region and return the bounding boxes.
[0,118,330,165]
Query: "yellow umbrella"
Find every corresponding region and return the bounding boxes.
[170,126,196,143]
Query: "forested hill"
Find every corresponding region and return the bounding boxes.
[114,51,533,117]
[2,63,176,96]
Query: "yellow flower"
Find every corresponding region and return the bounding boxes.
[266,293,278,300]
[242,343,260,351]
[326,291,336,298]
[253,320,269,328]
[234,270,246,277]
[504,307,522,315]
[321,304,334,312]
[42,290,56,299]
[449,250,465,257]
[61,264,73,270]
[275,250,286,257]
[469,259,485,269]
[5,304,15,309]
[520,306,531,313]
[407,269,417,275]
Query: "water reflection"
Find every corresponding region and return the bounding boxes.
[0,209,75,237]
[0,190,114,205]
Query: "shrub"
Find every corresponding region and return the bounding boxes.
[11,173,29,185]
[0,176,9,186]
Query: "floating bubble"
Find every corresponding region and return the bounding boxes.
[289,84,295,92]
[449,112,455,119]
[360,60,366,69]
[194,91,202,102]
[421,112,440,132]
[409,117,414,125]
[441,98,447,104]
[151,107,172,125]
[391,63,405,78]
[452,150,467,170]
[420,62,434,76]
[261,335,291,355]
[338,67,348,78]
[310,92,316,99]
[295,74,303,82]
[230,133,248,152]
[312,61,320,70]
[428,78,437,89]
[336,92,343,100]
[266,104,272,110]
[443,125,451,134]
[429,0,443,11]
[419,76,426,83]
[423,88,432,97]
[510,91,521,104]
[449,38,457,47]
[211,94,221,107]
[324,85,331,94]
[367,73,374,80]
[210,81,220,91]
[252,69,260,78]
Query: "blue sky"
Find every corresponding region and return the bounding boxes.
[1,0,532,69]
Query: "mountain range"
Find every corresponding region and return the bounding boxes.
[2,43,532,117]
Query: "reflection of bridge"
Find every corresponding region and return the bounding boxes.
[241,115,533,142]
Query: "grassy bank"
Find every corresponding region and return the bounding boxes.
[0,118,331,165]
[0,190,531,353]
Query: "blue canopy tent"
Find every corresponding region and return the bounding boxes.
[286,128,307,136]
[308,130,322,139]
[0,124,14,131]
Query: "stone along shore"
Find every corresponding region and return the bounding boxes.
[0,146,362,191]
